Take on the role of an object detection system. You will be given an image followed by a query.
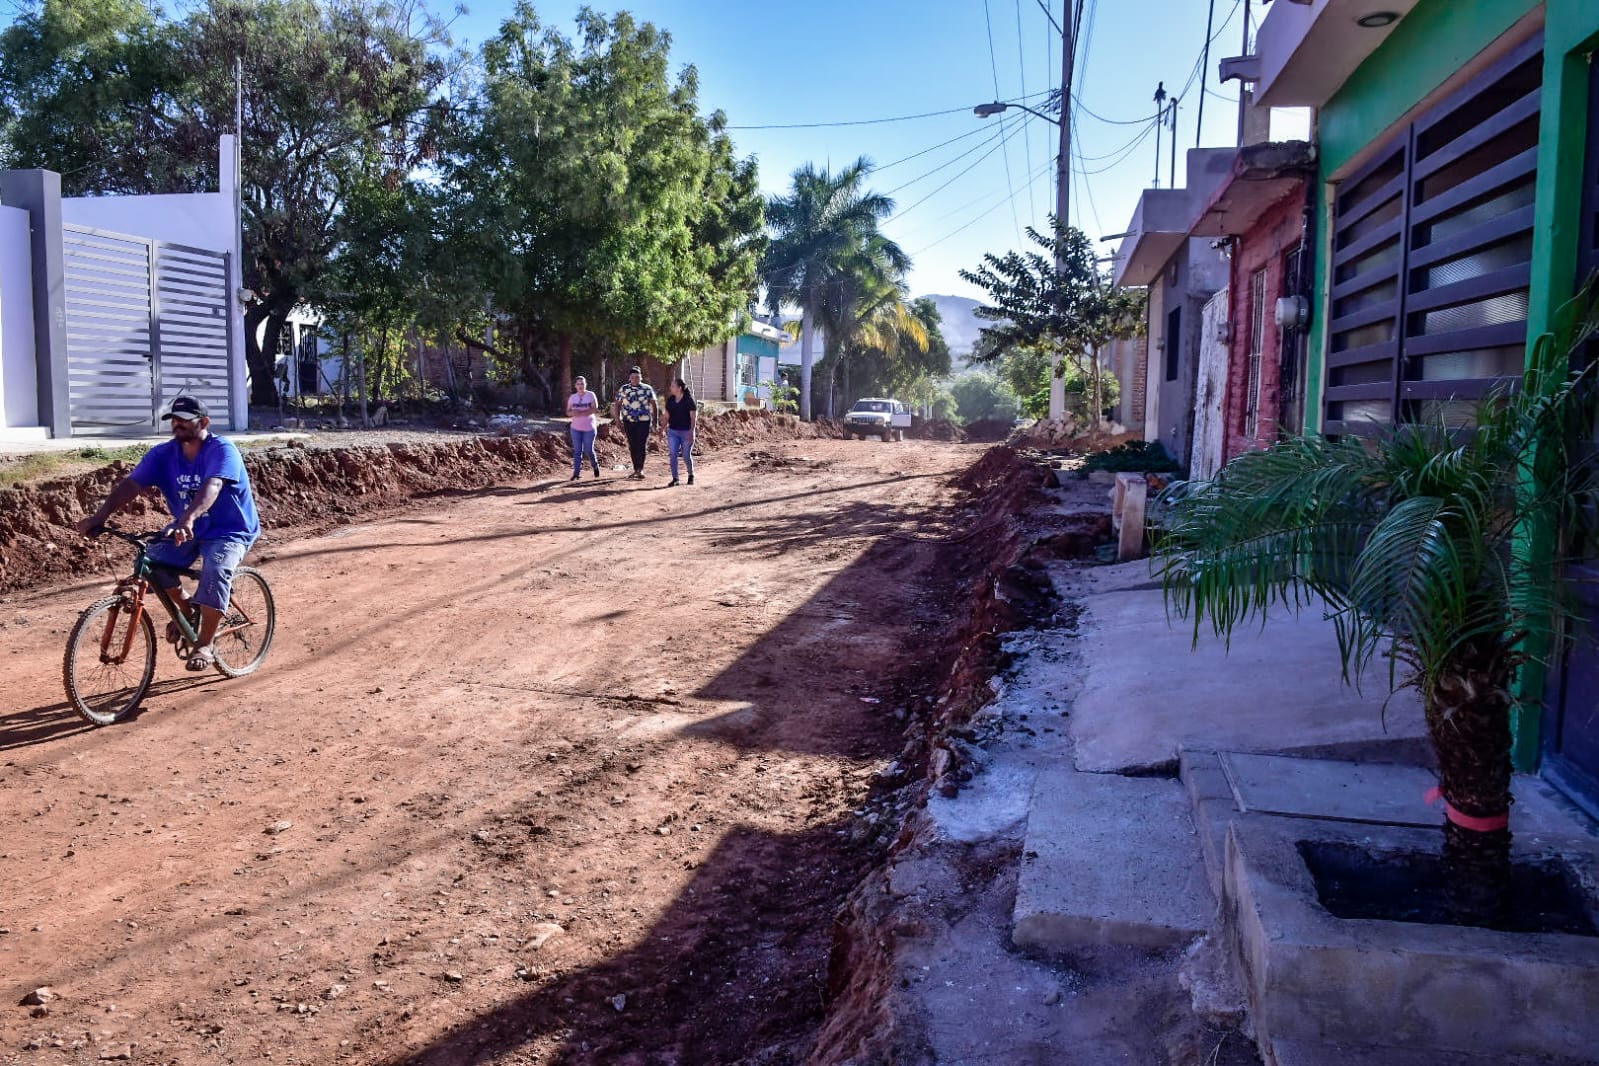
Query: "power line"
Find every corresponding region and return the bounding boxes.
[910,157,1056,256]
[725,89,1051,130]
[1071,135,1105,239]
[983,0,1025,245]
[1074,120,1160,175]
[890,132,1014,222]
[1014,0,1036,220]
[874,123,994,172]
[884,127,1007,195]
[1032,0,1062,35]
[1072,95,1162,126]
[1075,119,1160,162]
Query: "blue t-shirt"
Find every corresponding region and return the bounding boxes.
[130,434,261,543]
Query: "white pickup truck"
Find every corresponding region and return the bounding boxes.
[844,398,913,441]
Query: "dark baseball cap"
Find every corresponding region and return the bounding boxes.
[162,395,209,421]
[629,366,643,375]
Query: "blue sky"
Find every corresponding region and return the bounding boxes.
[450,0,1268,300]
[0,0,1276,301]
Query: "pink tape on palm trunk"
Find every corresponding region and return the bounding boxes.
[1424,786,1511,833]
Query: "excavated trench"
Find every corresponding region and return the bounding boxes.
[808,445,1115,1064]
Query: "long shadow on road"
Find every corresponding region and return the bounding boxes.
[387,820,862,1066]
[384,474,966,1063]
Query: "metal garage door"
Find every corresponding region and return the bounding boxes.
[61,224,233,436]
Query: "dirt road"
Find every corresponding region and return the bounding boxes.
[0,439,987,1065]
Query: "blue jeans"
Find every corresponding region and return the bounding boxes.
[668,429,695,480]
[146,536,254,612]
[571,427,598,475]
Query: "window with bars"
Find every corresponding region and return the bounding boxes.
[1324,34,1543,435]
[1245,268,1268,438]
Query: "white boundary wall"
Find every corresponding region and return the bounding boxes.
[0,204,38,431]
[56,136,245,430]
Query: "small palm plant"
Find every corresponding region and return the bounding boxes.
[1155,286,1597,918]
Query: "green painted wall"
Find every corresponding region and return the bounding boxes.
[1514,1,1599,768]
[1303,0,1599,767]
[736,334,778,359]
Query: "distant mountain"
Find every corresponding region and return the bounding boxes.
[917,294,991,370]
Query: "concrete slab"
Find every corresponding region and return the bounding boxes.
[1220,752,1599,838]
[1014,768,1216,954]
[1069,589,1425,772]
[1061,558,1161,597]
[1269,1038,1595,1066]
[1227,815,1599,1062]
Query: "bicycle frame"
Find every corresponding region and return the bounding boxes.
[100,531,256,661]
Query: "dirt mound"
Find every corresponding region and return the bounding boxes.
[962,418,1015,443]
[0,410,836,597]
[908,418,966,442]
[1010,417,1140,453]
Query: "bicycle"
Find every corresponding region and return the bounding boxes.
[62,526,277,726]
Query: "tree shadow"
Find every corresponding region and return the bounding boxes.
[383,820,867,1066]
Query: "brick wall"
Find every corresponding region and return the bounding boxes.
[1224,186,1305,463]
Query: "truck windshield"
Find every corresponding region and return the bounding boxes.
[851,401,891,413]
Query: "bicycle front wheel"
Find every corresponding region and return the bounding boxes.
[63,596,157,726]
[213,567,275,678]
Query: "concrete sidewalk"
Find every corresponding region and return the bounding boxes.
[858,473,1598,1065]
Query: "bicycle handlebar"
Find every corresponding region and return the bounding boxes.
[92,524,170,547]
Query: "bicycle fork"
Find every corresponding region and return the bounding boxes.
[102,578,147,666]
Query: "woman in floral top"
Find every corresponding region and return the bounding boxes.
[612,366,660,480]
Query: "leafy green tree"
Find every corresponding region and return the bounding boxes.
[447,4,763,407]
[1155,288,1598,917]
[950,371,1018,424]
[0,0,455,407]
[763,158,906,420]
[0,0,179,180]
[995,341,1118,420]
[960,218,1144,424]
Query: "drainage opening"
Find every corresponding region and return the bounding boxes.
[1297,839,1599,936]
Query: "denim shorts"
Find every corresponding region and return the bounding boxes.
[146,537,255,612]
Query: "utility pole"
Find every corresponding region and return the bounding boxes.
[1237,0,1252,146]
[1197,0,1216,148]
[1157,81,1170,187]
[1168,95,1179,190]
[1049,0,1075,422]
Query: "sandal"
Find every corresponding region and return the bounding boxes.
[185,645,216,672]
[166,605,201,644]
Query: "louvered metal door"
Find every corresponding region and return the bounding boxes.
[1324,34,1543,435]
[61,224,233,436]
[62,227,158,435]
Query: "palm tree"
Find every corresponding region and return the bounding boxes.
[1155,287,1597,918]
[763,159,907,420]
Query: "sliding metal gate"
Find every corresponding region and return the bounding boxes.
[62,224,233,436]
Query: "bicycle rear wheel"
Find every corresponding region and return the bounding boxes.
[63,596,157,726]
[213,567,275,678]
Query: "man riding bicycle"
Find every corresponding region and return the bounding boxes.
[76,396,261,672]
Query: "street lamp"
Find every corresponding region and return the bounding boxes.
[975,94,1073,422]
[973,101,1061,126]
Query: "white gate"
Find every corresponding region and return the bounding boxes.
[1191,288,1230,482]
[61,224,233,436]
